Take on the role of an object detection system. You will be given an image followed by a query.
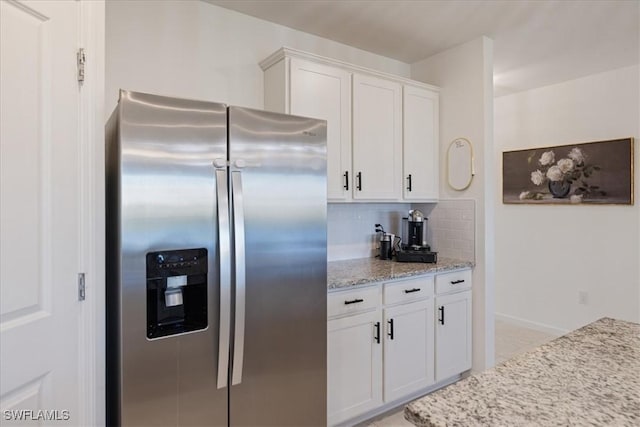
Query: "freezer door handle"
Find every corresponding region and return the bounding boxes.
[215,169,231,389]
[231,170,246,386]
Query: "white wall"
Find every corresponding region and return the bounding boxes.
[105,0,409,116]
[411,37,495,371]
[495,65,640,333]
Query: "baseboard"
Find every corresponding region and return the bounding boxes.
[495,312,568,337]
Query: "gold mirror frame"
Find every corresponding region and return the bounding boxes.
[447,137,475,191]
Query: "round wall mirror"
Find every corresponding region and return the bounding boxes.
[447,138,474,190]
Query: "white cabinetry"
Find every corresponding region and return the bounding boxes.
[264,57,352,201]
[352,74,402,200]
[435,270,473,382]
[261,48,440,202]
[382,277,435,402]
[327,275,439,425]
[403,85,439,201]
[327,287,382,425]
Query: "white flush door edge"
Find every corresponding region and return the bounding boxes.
[79,1,106,425]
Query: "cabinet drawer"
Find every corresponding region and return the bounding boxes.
[435,269,472,295]
[383,276,434,305]
[328,286,380,318]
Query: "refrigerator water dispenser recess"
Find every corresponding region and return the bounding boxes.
[146,248,208,339]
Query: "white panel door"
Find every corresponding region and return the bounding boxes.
[403,85,439,201]
[435,291,473,382]
[290,58,352,201]
[383,299,434,402]
[327,310,382,426]
[1,0,81,423]
[352,74,401,200]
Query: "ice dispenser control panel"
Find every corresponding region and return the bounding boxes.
[146,248,208,339]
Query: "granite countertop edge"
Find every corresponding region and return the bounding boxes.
[327,257,475,290]
[403,317,640,427]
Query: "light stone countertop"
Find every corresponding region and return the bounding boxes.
[327,257,474,290]
[405,317,640,427]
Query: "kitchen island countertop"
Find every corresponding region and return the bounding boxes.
[327,257,474,290]
[405,317,640,426]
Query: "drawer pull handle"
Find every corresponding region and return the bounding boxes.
[343,171,349,190]
[374,322,381,344]
[438,306,445,325]
[450,279,465,285]
[344,298,364,305]
[387,319,394,340]
[404,288,421,294]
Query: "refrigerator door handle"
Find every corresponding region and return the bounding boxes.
[231,170,246,386]
[215,168,232,389]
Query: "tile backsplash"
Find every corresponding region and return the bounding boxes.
[327,203,409,261]
[417,199,475,262]
[328,200,475,262]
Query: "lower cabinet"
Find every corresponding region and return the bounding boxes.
[327,310,383,425]
[383,299,434,402]
[435,290,472,382]
[327,269,471,426]
[435,269,473,382]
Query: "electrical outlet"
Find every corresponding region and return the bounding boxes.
[578,290,588,305]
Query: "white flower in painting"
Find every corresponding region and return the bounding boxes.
[519,191,530,200]
[539,150,555,166]
[530,170,545,186]
[546,165,563,182]
[568,147,585,165]
[557,158,574,173]
[570,194,583,204]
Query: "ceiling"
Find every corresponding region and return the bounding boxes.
[209,0,639,97]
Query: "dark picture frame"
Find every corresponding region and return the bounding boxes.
[503,138,634,205]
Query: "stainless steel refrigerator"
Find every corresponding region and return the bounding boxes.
[106,90,327,426]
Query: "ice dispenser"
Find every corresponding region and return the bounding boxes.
[146,248,208,339]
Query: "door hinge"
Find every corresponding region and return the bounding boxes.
[77,48,86,83]
[78,273,86,301]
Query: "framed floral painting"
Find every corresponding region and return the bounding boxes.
[502,138,634,205]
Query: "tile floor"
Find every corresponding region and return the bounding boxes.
[363,319,557,427]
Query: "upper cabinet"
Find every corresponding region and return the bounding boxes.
[352,74,402,200]
[261,48,440,202]
[403,85,439,201]
[266,58,352,200]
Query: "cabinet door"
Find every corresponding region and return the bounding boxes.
[290,58,352,201]
[403,85,439,201]
[327,310,383,425]
[383,299,434,402]
[352,74,402,200]
[435,291,472,382]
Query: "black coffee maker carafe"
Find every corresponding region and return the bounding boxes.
[375,224,395,260]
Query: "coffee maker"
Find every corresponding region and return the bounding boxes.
[396,209,438,263]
